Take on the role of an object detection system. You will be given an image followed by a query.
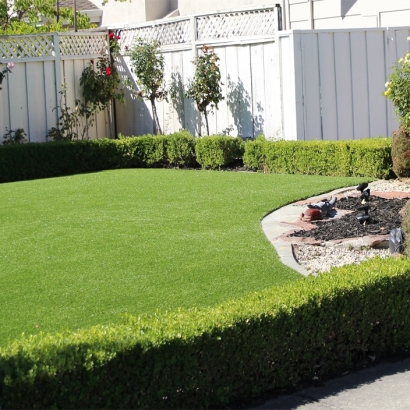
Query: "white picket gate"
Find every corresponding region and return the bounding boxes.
[0,31,111,143]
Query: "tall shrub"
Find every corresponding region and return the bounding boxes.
[129,38,167,135]
[384,39,410,177]
[185,45,224,136]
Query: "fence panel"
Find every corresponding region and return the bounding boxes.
[115,6,282,139]
[0,32,109,144]
[295,27,410,141]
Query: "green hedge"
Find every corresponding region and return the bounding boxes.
[244,137,393,179]
[195,136,245,169]
[1,257,410,409]
[0,131,196,183]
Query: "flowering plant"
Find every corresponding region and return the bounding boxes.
[0,62,14,89]
[384,38,410,131]
[79,32,124,110]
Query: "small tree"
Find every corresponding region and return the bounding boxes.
[129,38,167,135]
[185,45,224,136]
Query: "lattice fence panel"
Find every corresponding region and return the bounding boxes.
[59,35,108,57]
[119,19,191,52]
[0,35,54,59]
[196,8,276,41]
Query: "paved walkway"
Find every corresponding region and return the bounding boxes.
[252,358,410,409]
[257,187,410,409]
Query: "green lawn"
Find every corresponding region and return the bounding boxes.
[0,169,368,346]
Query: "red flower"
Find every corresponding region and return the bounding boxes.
[115,35,121,40]
[109,32,114,39]
[105,67,112,76]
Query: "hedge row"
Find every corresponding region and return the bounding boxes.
[0,133,246,183]
[1,257,410,409]
[0,131,196,183]
[243,137,393,179]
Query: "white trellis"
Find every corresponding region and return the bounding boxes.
[0,31,112,143]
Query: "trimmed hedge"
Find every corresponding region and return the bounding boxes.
[244,137,393,179]
[1,257,410,408]
[195,136,245,169]
[0,131,196,183]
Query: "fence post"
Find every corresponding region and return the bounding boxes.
[53,32,63,138]
[274,5,284,140]
[190,15,200,135]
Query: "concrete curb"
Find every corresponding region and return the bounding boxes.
[261,186,357,276]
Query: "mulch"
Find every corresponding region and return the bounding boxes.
[290,196,408,241]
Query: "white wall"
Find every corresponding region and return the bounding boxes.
[90,0,173,27]
[289,0,410,30]
[178,0,281,15]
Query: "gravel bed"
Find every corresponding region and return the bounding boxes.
[293,243,390,275]
[292,179,409,275]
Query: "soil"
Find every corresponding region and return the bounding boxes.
[290,196,408,242]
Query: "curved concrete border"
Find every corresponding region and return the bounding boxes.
[261,186,357,277]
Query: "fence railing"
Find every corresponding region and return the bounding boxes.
[0,31,111,143]
[117,6,278,53]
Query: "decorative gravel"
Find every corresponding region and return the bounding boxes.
[292,179,410,275]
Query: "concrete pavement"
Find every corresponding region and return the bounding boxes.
[252,358,410,409]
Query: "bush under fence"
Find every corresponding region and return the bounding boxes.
[1,257,410,408]
[0,131,196,183]
[244,137,393,179]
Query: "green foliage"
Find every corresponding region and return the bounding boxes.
[244,137,393,179]
[2,127,27,145]
[0,0,94,34]
[0,132,197,182]
[164,130,196,167]
[195,136,245,170]
[184,45,224,136]
[391,126,410,178]
[80,33,125,111]
[401,199,410,257]
[47,87,97,141]
[0,62,13,90]
[1,257,410,408]
[242,135,266,171]
[129,38,167,135]
[384,48,410,132]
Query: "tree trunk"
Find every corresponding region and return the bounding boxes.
[151,98,162,135]
[204,110,210,136]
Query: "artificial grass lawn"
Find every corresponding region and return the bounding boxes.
[0,169,368,346]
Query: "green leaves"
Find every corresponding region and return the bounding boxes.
[243,137,392,179]
[185,45,224,135]
[384,51,410,132]
[129,39,167,134]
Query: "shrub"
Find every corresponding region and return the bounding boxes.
[244,138,392,179]
[391,126,410,178]
[1,257,410,408]
[164,130,196,167]
[384,48,410,132]
[0,131,196,183]
[242,135,266,171]
[195,136,245,170]
[401,199,410,257]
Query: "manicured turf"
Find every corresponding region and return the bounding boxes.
[0,169,368,346]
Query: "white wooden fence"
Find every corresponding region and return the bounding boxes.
[115,6,283,139]
[114,6,410,141]
[283,27,410,141]
[0,31,111,143]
